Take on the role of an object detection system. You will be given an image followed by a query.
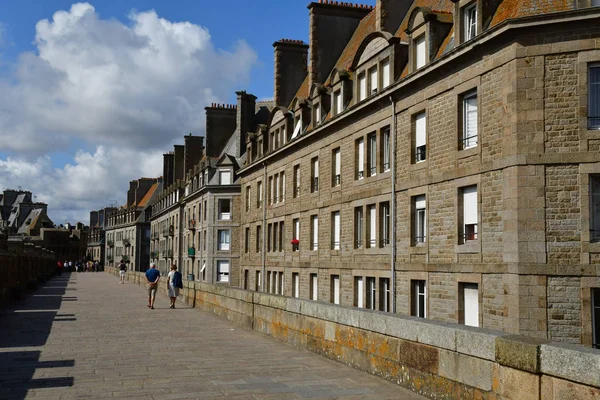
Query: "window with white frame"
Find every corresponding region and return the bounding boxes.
[332,211,341,250]
[369,67,378,95]
[256,225,262,253]
[357,138,365,179]
[414,112,427,162]
[217,229,230,251]
[255,271,261,292]
[257,181,263,208]
[293,165,300,198]
[217,260,230,282]
[293,218,300,251]
[380,202,390,247]
[382,127,390,172]
[274,173,279,203]
[368,133,377,176]
[311,157,319,192]
[379,278,390,312]
[411,280,426,318]
[291,117,302,140]
[354,276,364,308]
[358,73,367,101]
[366,277,376,310]
[460,283,479,327]
[314,102,322,125]
[311,215,319,250]
[589,64,600,129]
[593,288,600,349]
[463,3,477,42]
[413,195,427,244]
[218,199,231,220]
[591,175,600,241]
[414,34,426,69]
[334,90,343,115]
[460,185,478,243]
[382,59,390,88]
[333,147,341,186]
[292,273,299,298]
[331,275,340,304]
[280,172,286,202]
[462,91,478,149]
[367,205,376,248]
[310,273,318,300]
[219,170,232,185]
[354,207,363,248]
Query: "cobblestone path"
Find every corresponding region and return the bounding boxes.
[0,272,425,399]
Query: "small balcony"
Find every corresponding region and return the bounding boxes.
[107,240,114,248]
[123,239,131,247]
[188,247,196,257]
[151,251,159,259]
[188,220,197,230]
[164,249,173,258]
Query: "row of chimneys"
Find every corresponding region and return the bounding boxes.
[273,0,408,107]
[209,103,237,109]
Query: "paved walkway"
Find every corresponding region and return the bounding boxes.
[0,272,425,400]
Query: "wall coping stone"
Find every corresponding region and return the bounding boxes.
[540,342,600,387]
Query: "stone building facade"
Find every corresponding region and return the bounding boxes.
[237,0,600,347]
[86,207,116,263]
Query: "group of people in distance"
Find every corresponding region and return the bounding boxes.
[56,260,102,275]
[118,261,183,310]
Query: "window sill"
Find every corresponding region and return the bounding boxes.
[455,241,480,254]
[408,244,427,255]
[457,146,479,159]
[411,160,428,171]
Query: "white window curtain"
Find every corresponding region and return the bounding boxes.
[220,170,231,185]
[359,74,367,101]
[369,205,376,247]
[335,91,343,115]
[334,148,341,183]
[415,195,426,242]
[368,134,376,176]
[333,276,340,304]
[356,277,364,308]
[312,215,318,250]
[369,68,378,94]
[293,273,299,298]
[357,139,364,178]
[218,230,230,251]
[217,261,230,282]
[464,93,478,148]
[333,212,340,250]
[415,112,427,161]
[463,185,478,230]
[281,173,286,202]
[315,105,321,124]
[311,274,318,300]
[382,59,390,88]
[463,283,479,327]
[314,159,319,179]
[415,35,426,69]
[294,219,300,240]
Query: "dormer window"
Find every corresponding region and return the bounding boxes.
[414,35,426,70]
[381,59,390,88]
[369,67,378,95]
[219,170,231,185]
[358,73,367,101]
[314,103,321,125]
[334,90,343,116]
[463,3,477,41]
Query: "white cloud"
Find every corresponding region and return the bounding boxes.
[0,3,258,224]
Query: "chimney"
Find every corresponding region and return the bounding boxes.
[163,153,175,188]
[308,1,372,91]
[135,178,156,206]
[376,0,409,34]
[173,145,185,183]
[204,104,237,158]
[183,135,205,176]
[127,180,137,207]
[273,40,309,107]
[236,91,257,157]
[89,211,99,227]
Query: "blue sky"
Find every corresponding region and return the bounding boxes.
[0,0,374,224]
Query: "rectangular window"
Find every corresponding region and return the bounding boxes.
[415,34,426,69]
[245,186,250,212]
[243,270,249,290]
[219,170,232,185]
[460,283,479,327]
[462,91,478,149]
[279,222,285,252]
[358,73,367,101]
[293,165,300,198]
[274,173,279,203]
[354,276,364,308]
[380,202,390,247]
[591,176,600,241]
[460,185,478,243]
[308,274,317,300]
[357,138,364,179]
[267,271,273,293]
[415,112,427,162]
[331,275,340,304]
[311,157,319,192]
[354,207,363,248]
[382,127,390,172]
[257,181,263,208]
[379,278,390,312]
[267,223,272,252]
[332,211,341,250]
[217,230,230,251]
[311,215,319,251]
[463,3,477,41]
[382,59,390,88]
[366,277,376,310]
[334,90,343,115]
[590,64,600,129]
[256,225,262,253]
[367,205,376,248]
[203,230,207,251]
[203,201,207,221]
[278,271,284,295]
[332,148,341,186]
[280,172,286,202]
[315,103,321,124]
[369,67,378,95]
[368,133,377,176]
[411,280,426,318]
[256,271,261,292]
[244,227,249,253]
[414,195,427,244]
[218,199,231,220]
[268,176,273,205]
[292,273,300,298]
[593,288,600,349]
[293,218,300,251]
[217,260,230,282]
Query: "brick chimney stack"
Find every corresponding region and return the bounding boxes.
[204,104,237,158]
[183,135,204,176]
[163,152,175,188]
[376,0,409,34]
[308,1,372,91]
[273,40,309,107]
[236,91,257,157]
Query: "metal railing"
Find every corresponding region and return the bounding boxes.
[333,174,341,186]
[460,232,478,244]
[460,135,478,149]
[332,241,340,250]
[312,177,319,192]
[414,147,426,163]
[188,220,197,230]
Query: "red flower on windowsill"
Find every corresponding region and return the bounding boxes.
[291,239,299,245]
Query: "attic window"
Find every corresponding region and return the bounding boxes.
[291,117,302,140]
[414,35,426,69]
[463,4,477,41]
[334,90,343,116]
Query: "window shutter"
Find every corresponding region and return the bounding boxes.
[415,35,426,69]
[291,119,302,140]
[312,216,318,248]
[369,68,378,93]
[294,219,300,240]
[358,139,364,173]
[590,66,600,128]
[463,284,479,327]
[382,59,390,88]
[314,159,319,178]
[336,91,343,114]
[335,148,341,175]
[415,195,426,210]
[334,212,340,247]
[369,206,376,245]
[356,277,364,308]
[465,94,478,146]
[415,112,426,148]
[359,74,367,101]
[463,186,478,225]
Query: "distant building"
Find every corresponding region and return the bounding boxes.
[0,189,54,236]
[86,207,117,263]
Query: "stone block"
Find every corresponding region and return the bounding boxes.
[540,342,600,388]
[338,307,361,328]
[358,310,386,334]
[383,314,418,342]
[439,350,494,391]
[397,339,439,374]
[495,335,549,373]
[416,319,457,351]
[456,325,508,361]
[286,297,303,314]
[541,375,600,400]
[492,365,539,400]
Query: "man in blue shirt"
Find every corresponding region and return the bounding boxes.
[145,263,161,309]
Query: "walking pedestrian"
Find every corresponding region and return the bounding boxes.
[118,260,127,284]
[167,265,182,309]
[145,263,160,309]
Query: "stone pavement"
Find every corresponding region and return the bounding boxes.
[0,272,426,400]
